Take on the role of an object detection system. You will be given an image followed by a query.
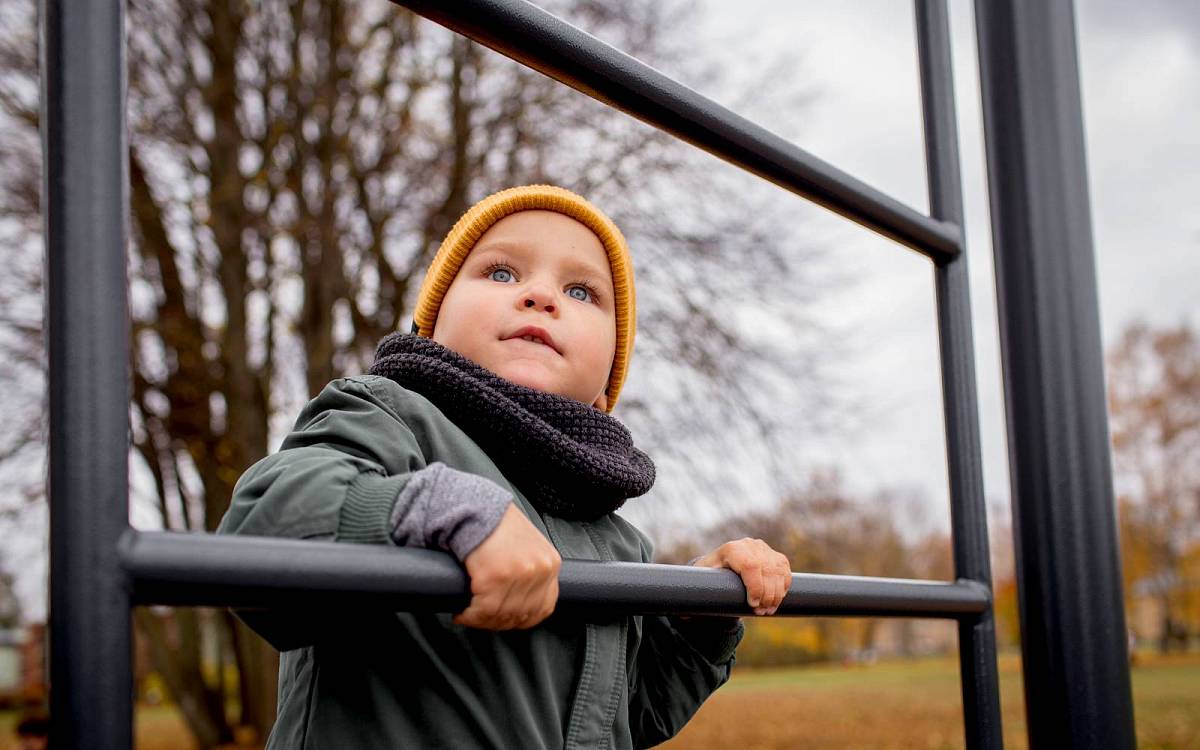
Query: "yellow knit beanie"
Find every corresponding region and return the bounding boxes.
[411,184,636,413]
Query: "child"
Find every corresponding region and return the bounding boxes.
[218,184,792,749]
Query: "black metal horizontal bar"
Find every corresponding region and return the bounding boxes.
[121,531,988,619]
[392,0,962,262]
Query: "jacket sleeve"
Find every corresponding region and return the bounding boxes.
[215,376,510,650]
[625,532,745,748]
[628,614,743,748]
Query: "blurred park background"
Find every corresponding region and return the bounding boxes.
[0,0,1196,748]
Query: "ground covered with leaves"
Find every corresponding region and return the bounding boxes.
[660,651,1199,750]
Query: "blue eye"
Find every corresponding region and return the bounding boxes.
[484,260,598,304]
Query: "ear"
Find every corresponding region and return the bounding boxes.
[592,391,608,411]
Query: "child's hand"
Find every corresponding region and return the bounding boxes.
[454,504,562,630]
[691,538,792,616]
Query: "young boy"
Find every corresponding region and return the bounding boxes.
[217,184,792,749]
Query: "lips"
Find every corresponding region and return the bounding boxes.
[504,325,561,354]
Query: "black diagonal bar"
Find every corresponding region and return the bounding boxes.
[391,0,961,261]
[121,531,990,618]
[915,2,1003,748]
[975,2,1136,747]
[43,0,132,748]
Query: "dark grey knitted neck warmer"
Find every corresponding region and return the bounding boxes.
[368,332,655,521]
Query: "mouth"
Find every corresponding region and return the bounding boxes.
[503,326,561,354]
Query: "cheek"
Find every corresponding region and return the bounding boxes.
[582,318,617,374]
[433,288,486,348]
[443,284,498,326]
[462,284,508,316]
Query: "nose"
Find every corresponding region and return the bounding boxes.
[518,282,557,314]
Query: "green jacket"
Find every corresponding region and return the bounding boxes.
[217,375,743,749]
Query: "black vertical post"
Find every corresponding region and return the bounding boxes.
[42,0,133,748]
[915,2,1003,748]
[974,2,1136,747]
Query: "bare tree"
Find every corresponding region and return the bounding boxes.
[0,0,43,530]
[0,0,838,745]
[1107,319,1200,650]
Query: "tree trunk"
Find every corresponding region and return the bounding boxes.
[229,613,280,743]
[135,610,232,750]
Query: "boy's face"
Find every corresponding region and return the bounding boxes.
[431,210,618,410]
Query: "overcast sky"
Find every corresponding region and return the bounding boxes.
[617,0,1199,541]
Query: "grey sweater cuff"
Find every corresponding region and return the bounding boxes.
[388,462,513,561]
[338,473,406,545]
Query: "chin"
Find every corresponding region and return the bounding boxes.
[495,362,559,394]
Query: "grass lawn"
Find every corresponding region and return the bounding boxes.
[660,650,1200,750]
[1,650,1195,748]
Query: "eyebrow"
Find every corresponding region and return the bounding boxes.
[472,240,610,282]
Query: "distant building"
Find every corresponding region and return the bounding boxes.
[0,628,20,702]
[0,624,45,707]
[22,623,47,703]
